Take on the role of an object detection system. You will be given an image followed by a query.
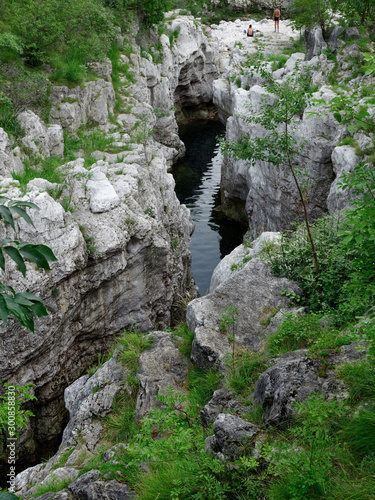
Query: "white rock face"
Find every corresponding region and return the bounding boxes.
[87,167,121,213]
[50,79,115,132]
[0,128,23,176]
[209,231,281,292]
[17,110,64,158]
[0,16,226,460]
[327,145,359,213]
[187,255,302,370]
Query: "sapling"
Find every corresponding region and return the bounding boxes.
[219,304,240,371]
[220,53,320,277]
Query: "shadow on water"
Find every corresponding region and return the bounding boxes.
[172,119,245,295]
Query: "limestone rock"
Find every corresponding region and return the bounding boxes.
[327,145,359,213]
[206,413,260,461]
[0,128,23,177]
[61,349,128,450]
[50,80,115,132]
[201,389,251,427]
[187,257,302,370]
[254,344,365,424]
[209,232,281,293]
[68,470,137,499]
[305,27,327,61]
[17,110,64,158]
[327,26,345,52]
[344,27,360,40]
[136,331,189,418]
[86,168,121,213]
[25,467,79,499]
[88,58,112,80]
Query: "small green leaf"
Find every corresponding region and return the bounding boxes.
[355,234,363,244]
[10,206,34,227]
[342,235,353,245]
[29,300,48,318]
[0,205,15,229]
[19,245,50,270]
[0,248,4,272]
[3,246,26,276]
[33,244,57,263]
[333,112,341,122]
[0,293,10,325]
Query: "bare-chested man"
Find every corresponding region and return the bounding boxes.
[273,6,280,32]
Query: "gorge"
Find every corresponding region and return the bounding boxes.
[0,4,374,499]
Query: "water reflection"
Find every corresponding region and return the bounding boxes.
[172,120,245,295]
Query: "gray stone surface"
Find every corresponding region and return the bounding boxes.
[305,27,327,61]
[50,80,115,132]
[209,232,281,293]
[327,145,359,213]
[200,389,251,427]
[187,257,302,370]
[17,110,64,158]
[61,349,127,450]
[136,331,189,418]
[206,413,260,461]
[254,344,365,424]
[344,27,360,40]
[68,470,137,500]
[327,26,345,52]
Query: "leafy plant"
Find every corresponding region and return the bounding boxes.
[220,54,321,278]
[220,304,239,371]
[0,197,57,332]
[0,383,37,436]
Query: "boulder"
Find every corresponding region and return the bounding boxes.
[200,389,251,427]
[0,128,23,176]
[305,27,327,61]
[50,80,115,132]
[187,257,302,370]
[206,413,260,461]
[209,232,281,293]
[68,470,137,499]
[254,344,365,424]
[136,331,189,418]
[327,145,359,213]
[327,26,345,52]
[86,168,121,213]
[17,111,64,158]
[344,27,360,40]
[61,349,128,450]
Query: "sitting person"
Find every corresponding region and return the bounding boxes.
[246,25,260,37]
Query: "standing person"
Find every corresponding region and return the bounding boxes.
[273,6,280,32]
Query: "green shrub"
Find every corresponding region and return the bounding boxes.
[263,215,359,323]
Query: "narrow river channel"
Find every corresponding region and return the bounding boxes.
[172,119,245,295]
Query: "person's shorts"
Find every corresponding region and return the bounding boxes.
[274,16,279,21]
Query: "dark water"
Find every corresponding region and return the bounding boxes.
[173,120,245,295]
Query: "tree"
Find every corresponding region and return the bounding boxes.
[220,57,320,277]
[289,0,333,38]
[0,197,57,333]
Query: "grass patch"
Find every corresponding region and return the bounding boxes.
[338,360,375,404]
[171,322,194,357]
[33,475,72,497]
[268,53,289,71]
[227,350,268,399]
[185,367,222,409]
[51,448,74,470]
[12,156,66,191]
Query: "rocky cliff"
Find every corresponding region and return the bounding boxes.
[0,14,219,461]
[212,22,374,235]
